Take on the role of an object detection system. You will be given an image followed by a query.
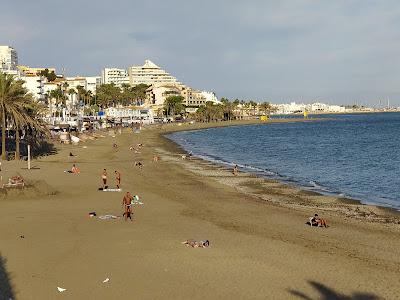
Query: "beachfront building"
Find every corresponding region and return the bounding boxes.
[145,83,209,114]
[146,83,183,106]
[101,68,129,87]
[274,102,306,114]
[104,107,154,124]
[274,102,347,114]
[85,76,101,95]
[17,65,56,76]
[184,88,208,113]
[20,75,45,101]
[128,60,180,86]
[310,103,346,113]
[0,45,18,72]
[200,91,220,104]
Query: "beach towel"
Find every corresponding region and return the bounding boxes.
[131,195,144,205]
[102,188,122,192]
[98,215,118,220]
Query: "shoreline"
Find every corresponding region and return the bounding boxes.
[157,120,400,224]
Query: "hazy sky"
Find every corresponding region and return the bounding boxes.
[1,0,399,105]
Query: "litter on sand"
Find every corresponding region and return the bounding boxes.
[57,287,67,292]
[103,278,110,283]
[98,215,119,220]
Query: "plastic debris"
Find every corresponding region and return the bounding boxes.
[57,287,67,292]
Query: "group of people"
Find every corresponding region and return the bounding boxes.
[101,169,121,189]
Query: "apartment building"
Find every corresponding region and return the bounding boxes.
[0,45,18,71]
[128,60,179,86]
[20,75,45,101]
[101,68,129,86]
[18,65,56,76]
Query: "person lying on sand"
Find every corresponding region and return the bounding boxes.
[122,192,133,221]
[10,175,24,185]
[309,214,328,227]
[181,240,210,248]
[115,170,121,189]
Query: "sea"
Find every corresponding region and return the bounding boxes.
[167,112,400,210]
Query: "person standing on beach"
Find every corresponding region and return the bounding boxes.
[101,169,107,189]
[122,192,133,221]
[233,165,239,176]
[115,170,121,189]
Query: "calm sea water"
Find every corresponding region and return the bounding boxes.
[167,113,400,210]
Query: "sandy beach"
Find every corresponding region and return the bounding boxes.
[1,120,399,300]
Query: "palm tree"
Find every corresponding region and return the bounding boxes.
[67,88,76,109]
[0,72,47,160]
[259,102,276,117]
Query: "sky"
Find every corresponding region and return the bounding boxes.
[1,0,400,106]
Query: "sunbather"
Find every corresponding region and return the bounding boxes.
[10,175,24,185]
[309,214,328,227]
[71,164,80,174]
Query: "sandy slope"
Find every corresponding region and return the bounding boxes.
[0,123,399,300]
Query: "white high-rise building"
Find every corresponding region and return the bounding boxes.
[0,46,18,71]
[128,60,179,86]
[20,75,45,101]
[101,68,129,86]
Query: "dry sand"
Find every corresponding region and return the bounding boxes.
[0,120,399,300]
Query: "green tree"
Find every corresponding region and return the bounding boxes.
[164,95,185,116]
[96,84,121,108]
[38,68,57,82]
[259,102,276,116]
[0,72,48,160]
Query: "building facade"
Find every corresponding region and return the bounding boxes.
[101,68,129,86]
[21,75,45,101]
[0,46,18,71]
[18,66,56,76]
[128,60,179,86]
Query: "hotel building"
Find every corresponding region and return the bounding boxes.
[128,60,179,86]
[101,68,129,86]
[0,45,18,71]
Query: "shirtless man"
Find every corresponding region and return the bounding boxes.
[122,192,133,221]
[71,164,80,174]
[101,169,107,189]
[115,170,121,189]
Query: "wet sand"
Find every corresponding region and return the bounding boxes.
[0,120,399,300]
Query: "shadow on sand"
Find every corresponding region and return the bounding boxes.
[289,281,381,300]
[0,255,15,300]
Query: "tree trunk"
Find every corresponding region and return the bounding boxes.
[1,107,6,160]
[15,126,20,160]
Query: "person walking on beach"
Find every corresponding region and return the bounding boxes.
[115,170,121,189]
[101,169,107,189]
[122,192,133,221]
